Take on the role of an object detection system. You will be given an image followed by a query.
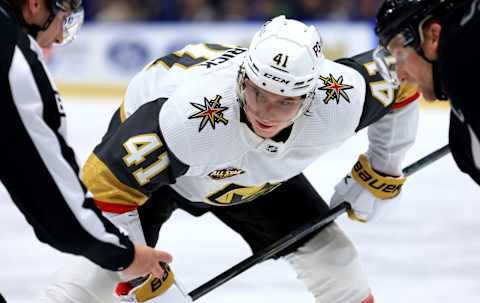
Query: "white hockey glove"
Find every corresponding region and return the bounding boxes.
[115,263,192,303]
[330,154,406,223]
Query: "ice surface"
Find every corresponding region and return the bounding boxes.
[1,98,479,303]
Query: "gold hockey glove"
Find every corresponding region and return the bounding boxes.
[115,263,191,302]
[330,154,406,222]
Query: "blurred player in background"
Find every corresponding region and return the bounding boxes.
[0,0,173,300]
[374,0,480,185]
[45,16,420,303]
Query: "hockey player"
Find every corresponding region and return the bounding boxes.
[44,16,420,303]
[374,0,480,185]
[0,0,172,297]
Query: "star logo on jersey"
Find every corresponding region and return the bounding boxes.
[208,167,246,180]
[318,74,354,105]
[188,95,229,132]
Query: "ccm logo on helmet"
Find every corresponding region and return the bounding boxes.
[264,73,290,85]
[353,161,402,194]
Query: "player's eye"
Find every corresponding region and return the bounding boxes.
[280,100,295,106]
[251,87,262,99]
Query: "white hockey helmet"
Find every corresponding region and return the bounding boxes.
[237,16,324,120]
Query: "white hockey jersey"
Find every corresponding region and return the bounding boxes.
[82,43,419,209]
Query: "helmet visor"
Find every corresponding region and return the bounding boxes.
[373,29,417,87]
[373,46,399,88]
[57,6,84,46]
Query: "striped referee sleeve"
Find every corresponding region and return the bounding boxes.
[0,34,134,271]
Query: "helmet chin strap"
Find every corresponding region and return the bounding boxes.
[431,60,448,100]
[416,48,448,101]
[25,23,43,38]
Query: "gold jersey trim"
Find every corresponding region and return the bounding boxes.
[395,82,418,104]
[82,153,148,207]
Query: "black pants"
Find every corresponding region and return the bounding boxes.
[0,293,6,303]
[138,174,331,257]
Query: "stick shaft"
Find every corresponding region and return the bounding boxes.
[403,144,450,177]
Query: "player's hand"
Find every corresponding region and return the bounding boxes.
[330,154,406,223]
[121,244,172,279]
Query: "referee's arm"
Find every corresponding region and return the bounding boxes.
[0,35,134,271]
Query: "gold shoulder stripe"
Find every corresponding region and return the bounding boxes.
[82,153,148,207]
[148,51,209,70]
[395,82,418,103]
[203,43,235,51]
[120,101,127,123]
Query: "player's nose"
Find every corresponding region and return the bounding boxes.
[55,26,65,45]
[395,63,409,83]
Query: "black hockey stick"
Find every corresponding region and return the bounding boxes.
[402,144,450,176]
[188,144,450,301]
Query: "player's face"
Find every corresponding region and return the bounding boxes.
[388,34,436,101]
[243,79,304,138]
[36,9,72,48]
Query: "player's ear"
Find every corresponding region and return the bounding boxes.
[423,21,442,60]
[429,22,442,49]
[28,0,42,13]
[23,0,42,22]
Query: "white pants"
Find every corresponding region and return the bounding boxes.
[42,258,120,303]
[286,223,371,303]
